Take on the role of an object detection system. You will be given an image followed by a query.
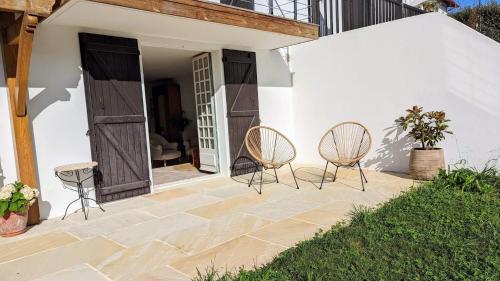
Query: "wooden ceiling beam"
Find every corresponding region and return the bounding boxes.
[0,0,56,17]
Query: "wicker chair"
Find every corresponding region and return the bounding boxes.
[245,126,299,194]
[318,122,372,191]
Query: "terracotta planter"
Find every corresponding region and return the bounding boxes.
[0,209,29,237]
[409,148,445,180]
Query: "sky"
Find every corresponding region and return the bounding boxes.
[454,0,497,8]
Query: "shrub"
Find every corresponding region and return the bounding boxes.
[433,161,500,196]
[451,1,500,43]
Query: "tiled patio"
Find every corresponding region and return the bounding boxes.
[0,167,414,281]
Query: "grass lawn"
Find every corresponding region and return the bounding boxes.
[196,167,500,280]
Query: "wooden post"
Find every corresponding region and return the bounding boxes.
[1,12,41,225]
[14,14,37,117]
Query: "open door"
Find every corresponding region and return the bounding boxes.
[79,33,151,203]
[222,49,260,176]
[192,53,218,173]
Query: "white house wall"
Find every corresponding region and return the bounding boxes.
[289,13,500,172]
[27,25,94,219]
[211,50,231,176]
[0,49,17,187]
[256,50,295,141]
[0,26,93,219]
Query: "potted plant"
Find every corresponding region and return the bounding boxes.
[396,106,452,180]
[0,182,39,237]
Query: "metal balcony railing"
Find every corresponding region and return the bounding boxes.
[216,0,426,36]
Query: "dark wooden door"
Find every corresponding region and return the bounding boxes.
[221,0,255,10]
[222,49,260,176]
[79,33,150,203]
[152,81,182,142]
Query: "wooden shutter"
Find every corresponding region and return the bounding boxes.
[222,49,260,176]
[79,33,151,203]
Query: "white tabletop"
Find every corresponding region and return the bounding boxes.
[54,162,98,173]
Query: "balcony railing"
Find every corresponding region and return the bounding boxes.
[215,0,426,36]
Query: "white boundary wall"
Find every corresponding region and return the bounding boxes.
[289,13,500,172]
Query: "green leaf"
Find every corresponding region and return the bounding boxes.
[11,192,22,202]
[8,202,18,212]
[0,201,8,217]
[17,205,26,214]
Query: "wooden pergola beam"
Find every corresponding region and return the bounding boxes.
[1,11,40,224]
[0,0,56,17]
[14,12,37,116]
[56,0,319,39]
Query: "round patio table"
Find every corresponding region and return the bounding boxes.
[54,162,105,220]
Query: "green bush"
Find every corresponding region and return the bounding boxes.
[451,2,500,43]
[195,166,500,281]
[433,162,500,195]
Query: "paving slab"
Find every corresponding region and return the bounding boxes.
[96,241,187,281]
[171,235,285,277]
[0,231,79,263]
[249,218,321,247]
[164,213,272,255]
[107,212,207,247]
[33,264,109,281]
[0,236,124,281]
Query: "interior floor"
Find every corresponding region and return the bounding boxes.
[152,163,209,186]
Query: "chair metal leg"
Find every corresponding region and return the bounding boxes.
[360,168,368,183]
[259,167,263,194]
[273,168,279,183]
[333,165,339,182]
[248,165,259,187]
[320,161,329,189]
[289,163,299,189]
[357,162,366,191]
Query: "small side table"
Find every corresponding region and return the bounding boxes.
[54,162,105,220]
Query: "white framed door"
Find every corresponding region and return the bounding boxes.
[192,53,218,173]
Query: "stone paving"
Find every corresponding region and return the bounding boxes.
[0,167,414,281]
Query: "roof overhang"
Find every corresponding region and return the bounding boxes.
[43,0,318,50]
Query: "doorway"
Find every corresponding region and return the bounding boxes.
[141,46,219,186]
